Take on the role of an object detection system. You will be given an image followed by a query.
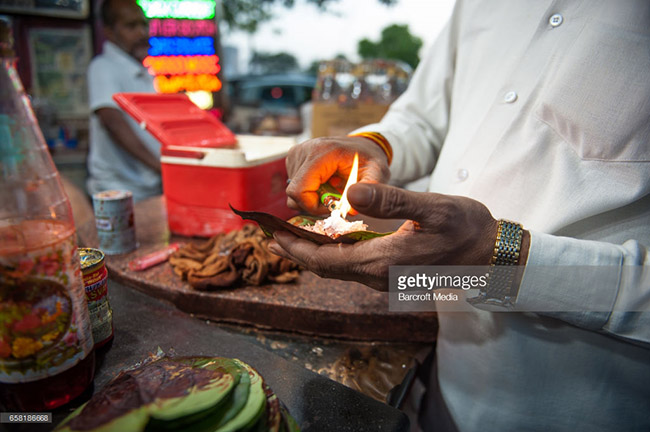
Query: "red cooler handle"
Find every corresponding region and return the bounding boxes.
[161,148,206,159]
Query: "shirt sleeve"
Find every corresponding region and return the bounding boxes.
[515,232,650,346]
[352,1,461,185]
[87,58,120,112]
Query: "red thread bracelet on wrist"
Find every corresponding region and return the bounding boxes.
[348,132,393,165]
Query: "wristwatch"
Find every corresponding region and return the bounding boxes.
[467,219,524,308]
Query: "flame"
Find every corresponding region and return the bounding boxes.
[338,153,359,218]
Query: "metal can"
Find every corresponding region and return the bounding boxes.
[79,248,114,349]
[92,190,137,254]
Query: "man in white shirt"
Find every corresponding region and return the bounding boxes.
[87,0,161,202]
[270,1,649,430]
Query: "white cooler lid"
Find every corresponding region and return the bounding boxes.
[161,135,297,168]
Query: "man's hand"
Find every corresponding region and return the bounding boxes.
[285,136,391,215]
[270,183,506,291]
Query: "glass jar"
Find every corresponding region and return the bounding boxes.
[0,17,95,411]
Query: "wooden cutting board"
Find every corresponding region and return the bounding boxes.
[77,196,437,342]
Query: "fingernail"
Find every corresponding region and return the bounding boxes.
[347,183,374,207]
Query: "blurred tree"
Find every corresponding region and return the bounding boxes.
[358,24,423,69]
[221,0,398,33]
[249,51,300,74]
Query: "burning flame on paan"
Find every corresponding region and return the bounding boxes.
[337,152,359,218]
[306,153,367,238]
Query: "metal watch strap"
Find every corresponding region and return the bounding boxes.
[492,220,523,266]
[468,219,523,307]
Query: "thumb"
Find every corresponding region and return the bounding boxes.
[347,183,433,222]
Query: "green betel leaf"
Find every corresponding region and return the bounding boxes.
[338,230,392,241]
[231,206,393,245]
[152,357,251,432]
[230,205,339,245]
[215,359,267,432]
[54,356,238,432]
[56,406,150,432]
[148,363,236,422]
[54,356,299,432]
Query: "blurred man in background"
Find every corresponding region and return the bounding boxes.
[86,0,161,201]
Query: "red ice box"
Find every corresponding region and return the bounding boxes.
[161,135,296,237]
[113,93,296,236]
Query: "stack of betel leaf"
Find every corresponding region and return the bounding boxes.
[54,355,300,432]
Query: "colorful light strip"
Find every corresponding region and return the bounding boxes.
[143,55,220,75]
[149,18,216,37]
[148,36,215,56]
[141,1,220,94]
[154,74,222,93]
[137,0,216,20]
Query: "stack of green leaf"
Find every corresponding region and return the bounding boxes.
[55,356,300,432]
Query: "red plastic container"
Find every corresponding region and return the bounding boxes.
[161,135,296,236]
[113,93,237,149]
[113,93,297,236]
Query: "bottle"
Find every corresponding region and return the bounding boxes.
[349,62,372,103]
[0,17,95,411]
[313,61,339,103]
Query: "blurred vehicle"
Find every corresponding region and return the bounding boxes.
[225,73,316,135]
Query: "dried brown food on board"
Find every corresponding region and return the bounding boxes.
[169,225,300,291]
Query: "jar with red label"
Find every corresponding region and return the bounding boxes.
[79,248,114,349]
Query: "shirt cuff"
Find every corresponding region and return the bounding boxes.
[515,231,625,329]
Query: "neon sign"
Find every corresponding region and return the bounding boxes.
[148,36,215,56]
[143,55,220,75]
[149,19,216,37]
[137,0,215,20]
[139,0,220,95]
[154,74,222,93]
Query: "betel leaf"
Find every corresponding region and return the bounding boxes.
[153,357,251,432]
[288,215,392,242]
[148,361,236,422]
[183,357,252,429]
[56,404,150,432]
[212,359,251,428]
[54,357,236,432]
[54,356,300,432]
[230,205,339,245]
[230,206,392,245]
[338,230,392,242]
[215,359,267,432]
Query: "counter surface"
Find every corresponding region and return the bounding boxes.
[13,281,410,432]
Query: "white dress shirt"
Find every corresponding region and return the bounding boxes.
[356,0,649,430]
[87,41,162,202]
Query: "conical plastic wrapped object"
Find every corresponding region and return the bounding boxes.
[0,17,95,411]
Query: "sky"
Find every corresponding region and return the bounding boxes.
[220,0,456,74]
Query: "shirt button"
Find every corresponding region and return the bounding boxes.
[549,13,563,27]
[503,91,518,103]
[457,168,469,182]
